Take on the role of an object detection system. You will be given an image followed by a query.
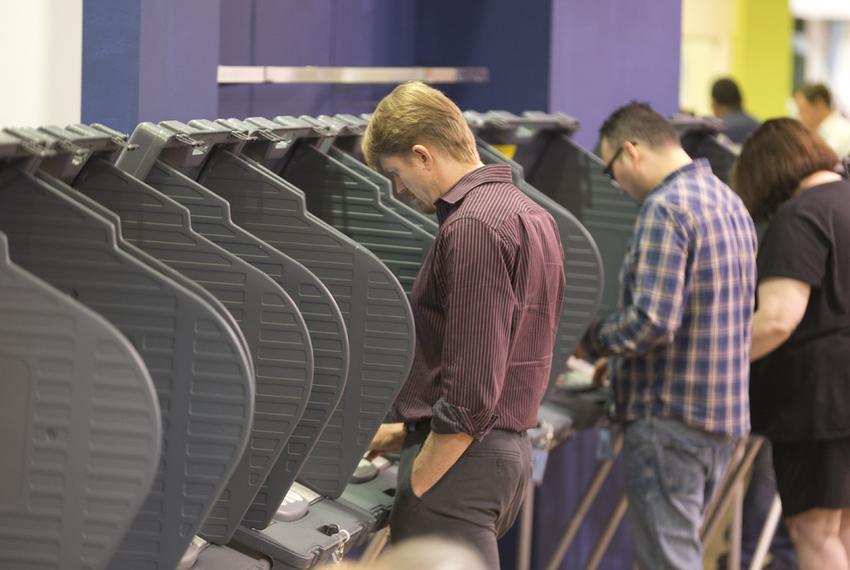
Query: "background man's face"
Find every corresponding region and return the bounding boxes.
[794,94,824,131]
[601,138,637,200]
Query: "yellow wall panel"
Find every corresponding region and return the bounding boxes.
[732,0,793,120]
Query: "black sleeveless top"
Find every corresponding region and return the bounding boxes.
[751,180,850,441]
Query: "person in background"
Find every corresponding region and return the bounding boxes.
[711,77,760,144]
[362,81,565,569]
[794,82,850,159]
[339,537,487,570]
[733,118,850,570]
[578,102,758,569]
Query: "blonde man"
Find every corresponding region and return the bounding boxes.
[365,82,565,568]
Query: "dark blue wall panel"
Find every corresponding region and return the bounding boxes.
[218,0,416,120]
[83,0,220,132]
[82,0,141,133]
[137,0,221,123]
[412,0,552,114]
[549,0,683,149]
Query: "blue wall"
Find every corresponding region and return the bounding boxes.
[412,0,552,114]
[218,0,416,120]
[82,0,142,133]
[82,0,220,133]
[549,0,683,148]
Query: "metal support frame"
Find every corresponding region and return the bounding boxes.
[585,495,629,570]
[544,431,625,570]
[749,494,782,570]
[701,437,764,568]
[533,433,763,570]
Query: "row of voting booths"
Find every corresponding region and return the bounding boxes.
[0,111,740,570]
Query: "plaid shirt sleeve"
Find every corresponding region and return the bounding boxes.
[585,200,689,357]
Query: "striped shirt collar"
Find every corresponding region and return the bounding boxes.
[435,164,513,224]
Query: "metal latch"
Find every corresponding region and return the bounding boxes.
[230,129,257,142]
[19,139,54,158]
[109,135,140,152]
[257,129,294,151]
[55,139,91,166]
[331,529,351,564]
[173,133,209,156]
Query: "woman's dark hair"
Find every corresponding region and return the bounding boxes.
[732,118,838,221]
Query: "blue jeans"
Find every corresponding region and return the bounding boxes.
[623,417,736,570]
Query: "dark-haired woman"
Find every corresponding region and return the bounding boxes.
[734,118,850,569]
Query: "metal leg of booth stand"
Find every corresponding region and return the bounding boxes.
[516,482,535,570]
[584,494,628,570]
[360,527,391,565]
[545,432,624,570]
[702,439,744,533]
[701,437,763,570]
[748,494,782,570]
[727,479,745,570]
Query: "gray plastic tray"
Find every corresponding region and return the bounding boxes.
[0,231,161,570]
[0,165,254,570]
[233,494,370,569]
[71,143,314,545]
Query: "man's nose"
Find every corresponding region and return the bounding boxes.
[393,177,407,195]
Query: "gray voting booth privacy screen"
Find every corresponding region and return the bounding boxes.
[282,140,434,293]
[0,165,255,570]
[90,145,315,545]
[199,140,415,502]
[0,231,161,570]
[476,141,603,390]
[483,123,639,319]
[182,147,352,529]
[74,153,312,546]
[329,147,439,235]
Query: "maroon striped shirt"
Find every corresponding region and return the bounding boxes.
[392,164,565,439]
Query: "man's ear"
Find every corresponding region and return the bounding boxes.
[623,140,640,164]
[411,144,434,169]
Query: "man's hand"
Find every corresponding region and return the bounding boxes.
[573,341,590,361]
[368,423,406,459]
[592,357,610,387]
[411,432,474,498]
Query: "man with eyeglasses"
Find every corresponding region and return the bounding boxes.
[577,102,758,569]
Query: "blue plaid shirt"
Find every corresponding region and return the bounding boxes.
[585,160,757,436]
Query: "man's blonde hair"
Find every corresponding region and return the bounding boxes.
[362,81,479,169]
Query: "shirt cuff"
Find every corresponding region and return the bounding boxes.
[581,319,606,359]
[430,398,498,440]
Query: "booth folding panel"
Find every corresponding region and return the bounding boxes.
[53,139,310,548]
[0,148,255,570]
[0,230,161,570]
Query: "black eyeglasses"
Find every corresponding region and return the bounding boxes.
[602,141,637,181]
